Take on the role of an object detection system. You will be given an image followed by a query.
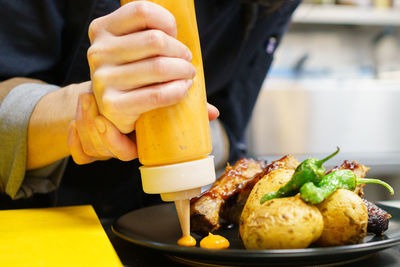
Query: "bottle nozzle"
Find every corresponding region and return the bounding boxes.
[160,187,201,201]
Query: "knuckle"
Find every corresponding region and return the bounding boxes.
[88,18,103,42]
[101,94,116,117]
[149,88,164,106]
[81,144,97,158]
[92,68,108,86]
[87,45,102,70]
[147,30,166,51]
[151,58,167,76]
[132,2,151,21]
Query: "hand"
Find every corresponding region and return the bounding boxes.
[67,93,219,165]
[87,1,195,134]
[68,93,137,164]
[207,103,219,121]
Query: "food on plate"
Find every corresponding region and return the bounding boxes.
[199,232,230,249]
[262,148,393,205]
[327,160,392,234]
[316,189,368,246]
[300,169,394,205]
[190,158,265,236]
[221,155,299,225]
[260,147,340,204]
[239,155,299,236]
[326,160,370,197]
[190,151,394,250]
[177,235,196,247]
[240,195,323,249]
[363,199,392,235]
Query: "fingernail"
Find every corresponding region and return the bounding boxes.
[81,94,91,111]
[95,117,106,134]
[187,50,193,61]
[192,66,197,77]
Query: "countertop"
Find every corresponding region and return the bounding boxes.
[103,201,400,267]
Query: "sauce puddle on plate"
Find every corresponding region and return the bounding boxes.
[200,233,230,249]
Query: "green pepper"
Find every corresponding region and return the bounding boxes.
[260,147,340,204]
[300,169,394,204]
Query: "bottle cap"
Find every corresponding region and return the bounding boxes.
[140,156,215,201]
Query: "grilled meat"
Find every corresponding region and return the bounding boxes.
[190,158,264,236]
[362,199,392,235]
[221,155,299,224]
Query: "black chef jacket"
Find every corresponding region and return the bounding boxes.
[0,0,300,217]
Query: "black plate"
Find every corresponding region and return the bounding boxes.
[112,203,400,266]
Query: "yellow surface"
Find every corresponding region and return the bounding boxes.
[0,205,122,267]
[122,0,212,166]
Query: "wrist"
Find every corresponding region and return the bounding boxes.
[61,81,92,120]
[27,81,92,170]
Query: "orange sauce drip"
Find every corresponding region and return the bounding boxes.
[177,235,196,247]
[200,233,230,249]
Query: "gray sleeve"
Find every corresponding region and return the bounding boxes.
[0,83,67,199]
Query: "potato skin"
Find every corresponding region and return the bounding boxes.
[240,195,324,249]
[316,189,368,247]
[240,168,295,237]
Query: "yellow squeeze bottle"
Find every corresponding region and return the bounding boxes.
[120,0,216,242]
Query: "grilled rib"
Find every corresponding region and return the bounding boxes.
[362,199,391,235]
[190,158,265,236]
[220,155,299,224]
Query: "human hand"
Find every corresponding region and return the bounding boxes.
[87,1,196,134]
[207,103,219,121]
[67,92,220,164]
[67,93,137,164]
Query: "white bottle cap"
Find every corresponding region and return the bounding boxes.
[139,156,216,201]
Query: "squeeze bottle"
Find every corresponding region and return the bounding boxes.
[120,0,216,239]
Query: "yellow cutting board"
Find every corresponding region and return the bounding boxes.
[0,205,122,266]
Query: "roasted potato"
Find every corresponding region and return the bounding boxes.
[316,189,368,246]
[240,167,295,234]
[240,195,324,249]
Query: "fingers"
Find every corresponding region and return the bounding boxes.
[87,30,192,69]
[207,103,220,121]
[89,1,177,41]
[75,93,113,157]
[68,92,138,163]
[87,1,195,135]
[101,79,192,133]
[67,121,96,165]
[93,57,196,91]
[94,116,138,161]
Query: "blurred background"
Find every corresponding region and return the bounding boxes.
[246,0,400,201]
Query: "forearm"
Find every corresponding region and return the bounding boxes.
[27,81,91,170]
